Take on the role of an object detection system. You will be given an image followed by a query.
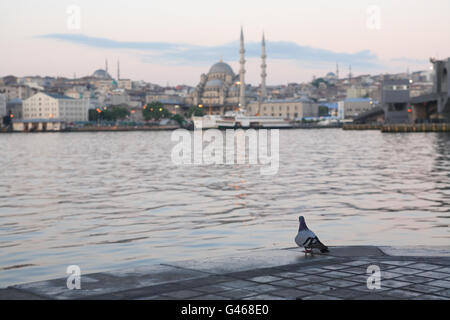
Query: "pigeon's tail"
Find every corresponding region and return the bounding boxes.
[312,238,329,253]
[320,247,329,254]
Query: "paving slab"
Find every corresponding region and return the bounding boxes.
[412,294,448,300]
[354,294,397,300]
[162,289,204,299]
[427,280,450,289]
[322,279,359,288]
[436,289,450,298]
[267,288,311,299]
[249,276,283,284]
[270,279,308,288]
[302,294,342,300]
[405,283,445,294]
[323,288,362,299]
[245,284,280,294]
[382,289,422,299]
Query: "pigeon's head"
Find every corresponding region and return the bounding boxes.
[298,216,308,231]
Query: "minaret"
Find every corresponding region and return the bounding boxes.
[348,65,352,80]
[117,60,120,80]
[239,27,246,109]
[336,63,339,79]
[105,59,109,73]
[260,32,267,100]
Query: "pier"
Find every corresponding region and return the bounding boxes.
[381,123,450,133]
[2,246,449,300]
[343,123,450,132]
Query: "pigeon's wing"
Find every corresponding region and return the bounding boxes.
[295,229,317,248]
[309,237,329,252]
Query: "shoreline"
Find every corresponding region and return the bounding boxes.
[0,125,342,133]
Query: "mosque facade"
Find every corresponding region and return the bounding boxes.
[188,28,267,115]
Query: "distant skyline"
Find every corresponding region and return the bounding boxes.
[1,0,449,85]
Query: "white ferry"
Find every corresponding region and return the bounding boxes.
[193,111,293,130]
[192,115,220,129]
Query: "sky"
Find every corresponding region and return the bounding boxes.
[1,0,449,86]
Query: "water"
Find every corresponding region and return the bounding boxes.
[0,130,449,287]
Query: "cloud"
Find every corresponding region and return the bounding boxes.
[390,57,429,65]
[38,33,381,68]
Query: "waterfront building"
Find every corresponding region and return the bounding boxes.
[381,79,410,123]
[247,97,319,120]
[0,84,39,101]
[1,75,18,86]
[110,90,131,106]
[12,119,65,132]
[338,98,375,120]
[118,79,132,90]
[409,57,450,122]
[23,92,89,123]
[432,58,450,118]
[0,94,6,118]
[346,86,371,99]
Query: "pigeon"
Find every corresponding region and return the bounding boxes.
[295,216,329,254]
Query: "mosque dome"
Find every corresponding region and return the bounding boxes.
[208,62,234,76]
[92,69,112,79]
[205,79,224,88]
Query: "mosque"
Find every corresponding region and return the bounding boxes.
[189,28,267,115]
[91,60,113,80]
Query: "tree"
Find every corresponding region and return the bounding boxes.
[89,109,100,121]
[142,102,171,121]
[186,106,204,118]
[89,106,130,122]
[171,114,186,126]
[3,115,12,127]
[318,106,329,117]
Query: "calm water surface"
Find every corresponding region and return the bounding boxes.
[0,130,449,287]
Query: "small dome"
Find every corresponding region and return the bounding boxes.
[92,69,112,79]
[208,62,234,76]
[205,79,224,88]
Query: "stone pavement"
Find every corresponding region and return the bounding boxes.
[1,246,450,300]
